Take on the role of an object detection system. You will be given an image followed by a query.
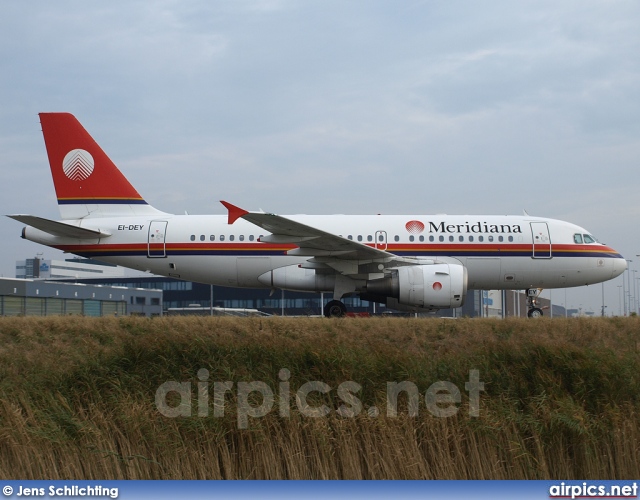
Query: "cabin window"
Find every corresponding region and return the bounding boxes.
[357,235,363,242]
[439,235,444,242]
[429,235,434,242]
[409,235,414,242]
[249,235,254,241]
[220,235,225,241]
[469,236,474,242]
[508,236,513,242]
[498,236,504,242]
[394,235,399,242]
[367,235,373,242]
[488,236,494,242]
[190,235,195,241]
[419,235,424,242]
[459,235,464,242]
[378,234,384,242]
[449,235,454,242]
[200,235,205,241]
[229,235,235,241]
[348,235,353,240]
[583,234,596,244]
[478,236,484,242]
[239,235,244,241]
[574,234,583,244]
[210,235,215,241]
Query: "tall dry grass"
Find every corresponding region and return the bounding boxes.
[0,315,639,479]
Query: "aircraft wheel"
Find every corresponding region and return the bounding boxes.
[324,300,347,318]
[527,307,543,318]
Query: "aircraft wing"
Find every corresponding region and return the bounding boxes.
[220,201,395,261]
[7,215,111,239]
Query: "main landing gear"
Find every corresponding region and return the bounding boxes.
[324,300,347,318]
[526,288,544,318]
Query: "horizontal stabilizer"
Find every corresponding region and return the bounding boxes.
[7,215,111,239]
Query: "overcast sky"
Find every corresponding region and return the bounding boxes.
[1,0,639,314]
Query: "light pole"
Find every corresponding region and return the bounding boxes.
[630,269,638,313]
[636,253,640,313]
[635,276,640,315]
[626,260,633,316]
[618,285,623,316]
[623,270,627,316]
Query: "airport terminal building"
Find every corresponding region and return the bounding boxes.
[0,278,162,317]
[10,257,565,318]
[16,257,126,280]
[59,276,564,317]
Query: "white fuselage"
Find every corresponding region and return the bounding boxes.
[23,213,627,292]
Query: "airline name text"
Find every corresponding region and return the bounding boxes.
[427,222,523,234]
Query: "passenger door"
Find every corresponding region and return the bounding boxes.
[530,222,551,259]
[148,220,168,258]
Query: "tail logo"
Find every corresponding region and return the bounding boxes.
[62,149,95,181]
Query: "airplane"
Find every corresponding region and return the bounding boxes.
[8,113,627,317]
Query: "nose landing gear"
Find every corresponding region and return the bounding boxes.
[526,288,544,318]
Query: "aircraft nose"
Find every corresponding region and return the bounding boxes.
[612,257,627,279]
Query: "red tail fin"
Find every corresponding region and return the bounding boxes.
[39,113,164,219]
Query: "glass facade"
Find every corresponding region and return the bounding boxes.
[61,276,378,316]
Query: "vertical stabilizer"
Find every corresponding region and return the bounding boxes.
[39,112,166,219]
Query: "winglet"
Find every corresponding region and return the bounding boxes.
[220,200,249,225]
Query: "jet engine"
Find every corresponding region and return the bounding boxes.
[364,263,467,309]
[259,262,467,312]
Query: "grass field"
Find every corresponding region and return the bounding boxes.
[1,315,639,479]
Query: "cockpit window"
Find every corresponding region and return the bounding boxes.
[583,234,596,244]
[573,234,583,244]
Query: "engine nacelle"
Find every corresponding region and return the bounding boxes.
[258,265,336,292]
[258,262,467,310]
[365,263,467,309]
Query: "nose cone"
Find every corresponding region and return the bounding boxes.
[612,257,627,279]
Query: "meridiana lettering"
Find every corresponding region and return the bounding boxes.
[427,222,522,234]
